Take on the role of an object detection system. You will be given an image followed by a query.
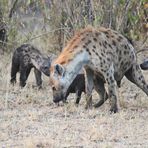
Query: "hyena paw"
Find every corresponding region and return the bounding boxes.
[110,106,118,113]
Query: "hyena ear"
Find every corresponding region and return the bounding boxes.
[54,64,65,76]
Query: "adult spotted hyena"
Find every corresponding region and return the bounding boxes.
[10,44,51,88]
[53,73,109,106]
[49,26,148,113]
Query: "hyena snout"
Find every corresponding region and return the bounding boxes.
[52,88,65,103]
[40,58,51,76]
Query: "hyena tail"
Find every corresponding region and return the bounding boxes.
[125,63,148,96]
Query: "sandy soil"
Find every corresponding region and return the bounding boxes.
[0,53,148,148]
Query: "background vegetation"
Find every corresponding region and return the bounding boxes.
[0,1,148,147]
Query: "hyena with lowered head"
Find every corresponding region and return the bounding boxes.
[54,73,109,106]
[10,44,51,88]
[49,26,148,113]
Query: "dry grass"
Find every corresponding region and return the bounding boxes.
[0,53,148,148]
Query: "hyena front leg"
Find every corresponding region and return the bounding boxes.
[63,91,70,103]
[125,63,148,96]
[104,66,118,113]
[84,68,94,109]
[34,68,42,89]
[75,89,82,104]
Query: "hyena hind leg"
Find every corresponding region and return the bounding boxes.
[104,66,118,113]
[20,65,31,87]
[10,61,19,85]
[125,63,148,96]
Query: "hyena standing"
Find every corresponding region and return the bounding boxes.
[49,26,148,113]
[54,73,109,106]
[10,44,51,88]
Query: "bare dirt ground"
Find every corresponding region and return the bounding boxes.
[0,53,148,148]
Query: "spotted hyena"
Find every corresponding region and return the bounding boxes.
[10,44,51,88]
[49,26,148,113]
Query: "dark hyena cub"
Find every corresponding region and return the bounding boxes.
[64,74,85,104]
[53,73,109,106]
[10,44,51,88]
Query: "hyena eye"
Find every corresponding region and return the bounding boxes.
[44,66,48,70]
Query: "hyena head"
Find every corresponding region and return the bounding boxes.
[49,64,69,103]
[40,56,51,76]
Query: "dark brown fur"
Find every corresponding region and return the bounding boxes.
[10,44,51,88]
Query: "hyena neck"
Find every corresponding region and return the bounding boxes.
[31,54,44,70]
[63,50,89,89]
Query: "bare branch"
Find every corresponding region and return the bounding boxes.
[9,0,19,18]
